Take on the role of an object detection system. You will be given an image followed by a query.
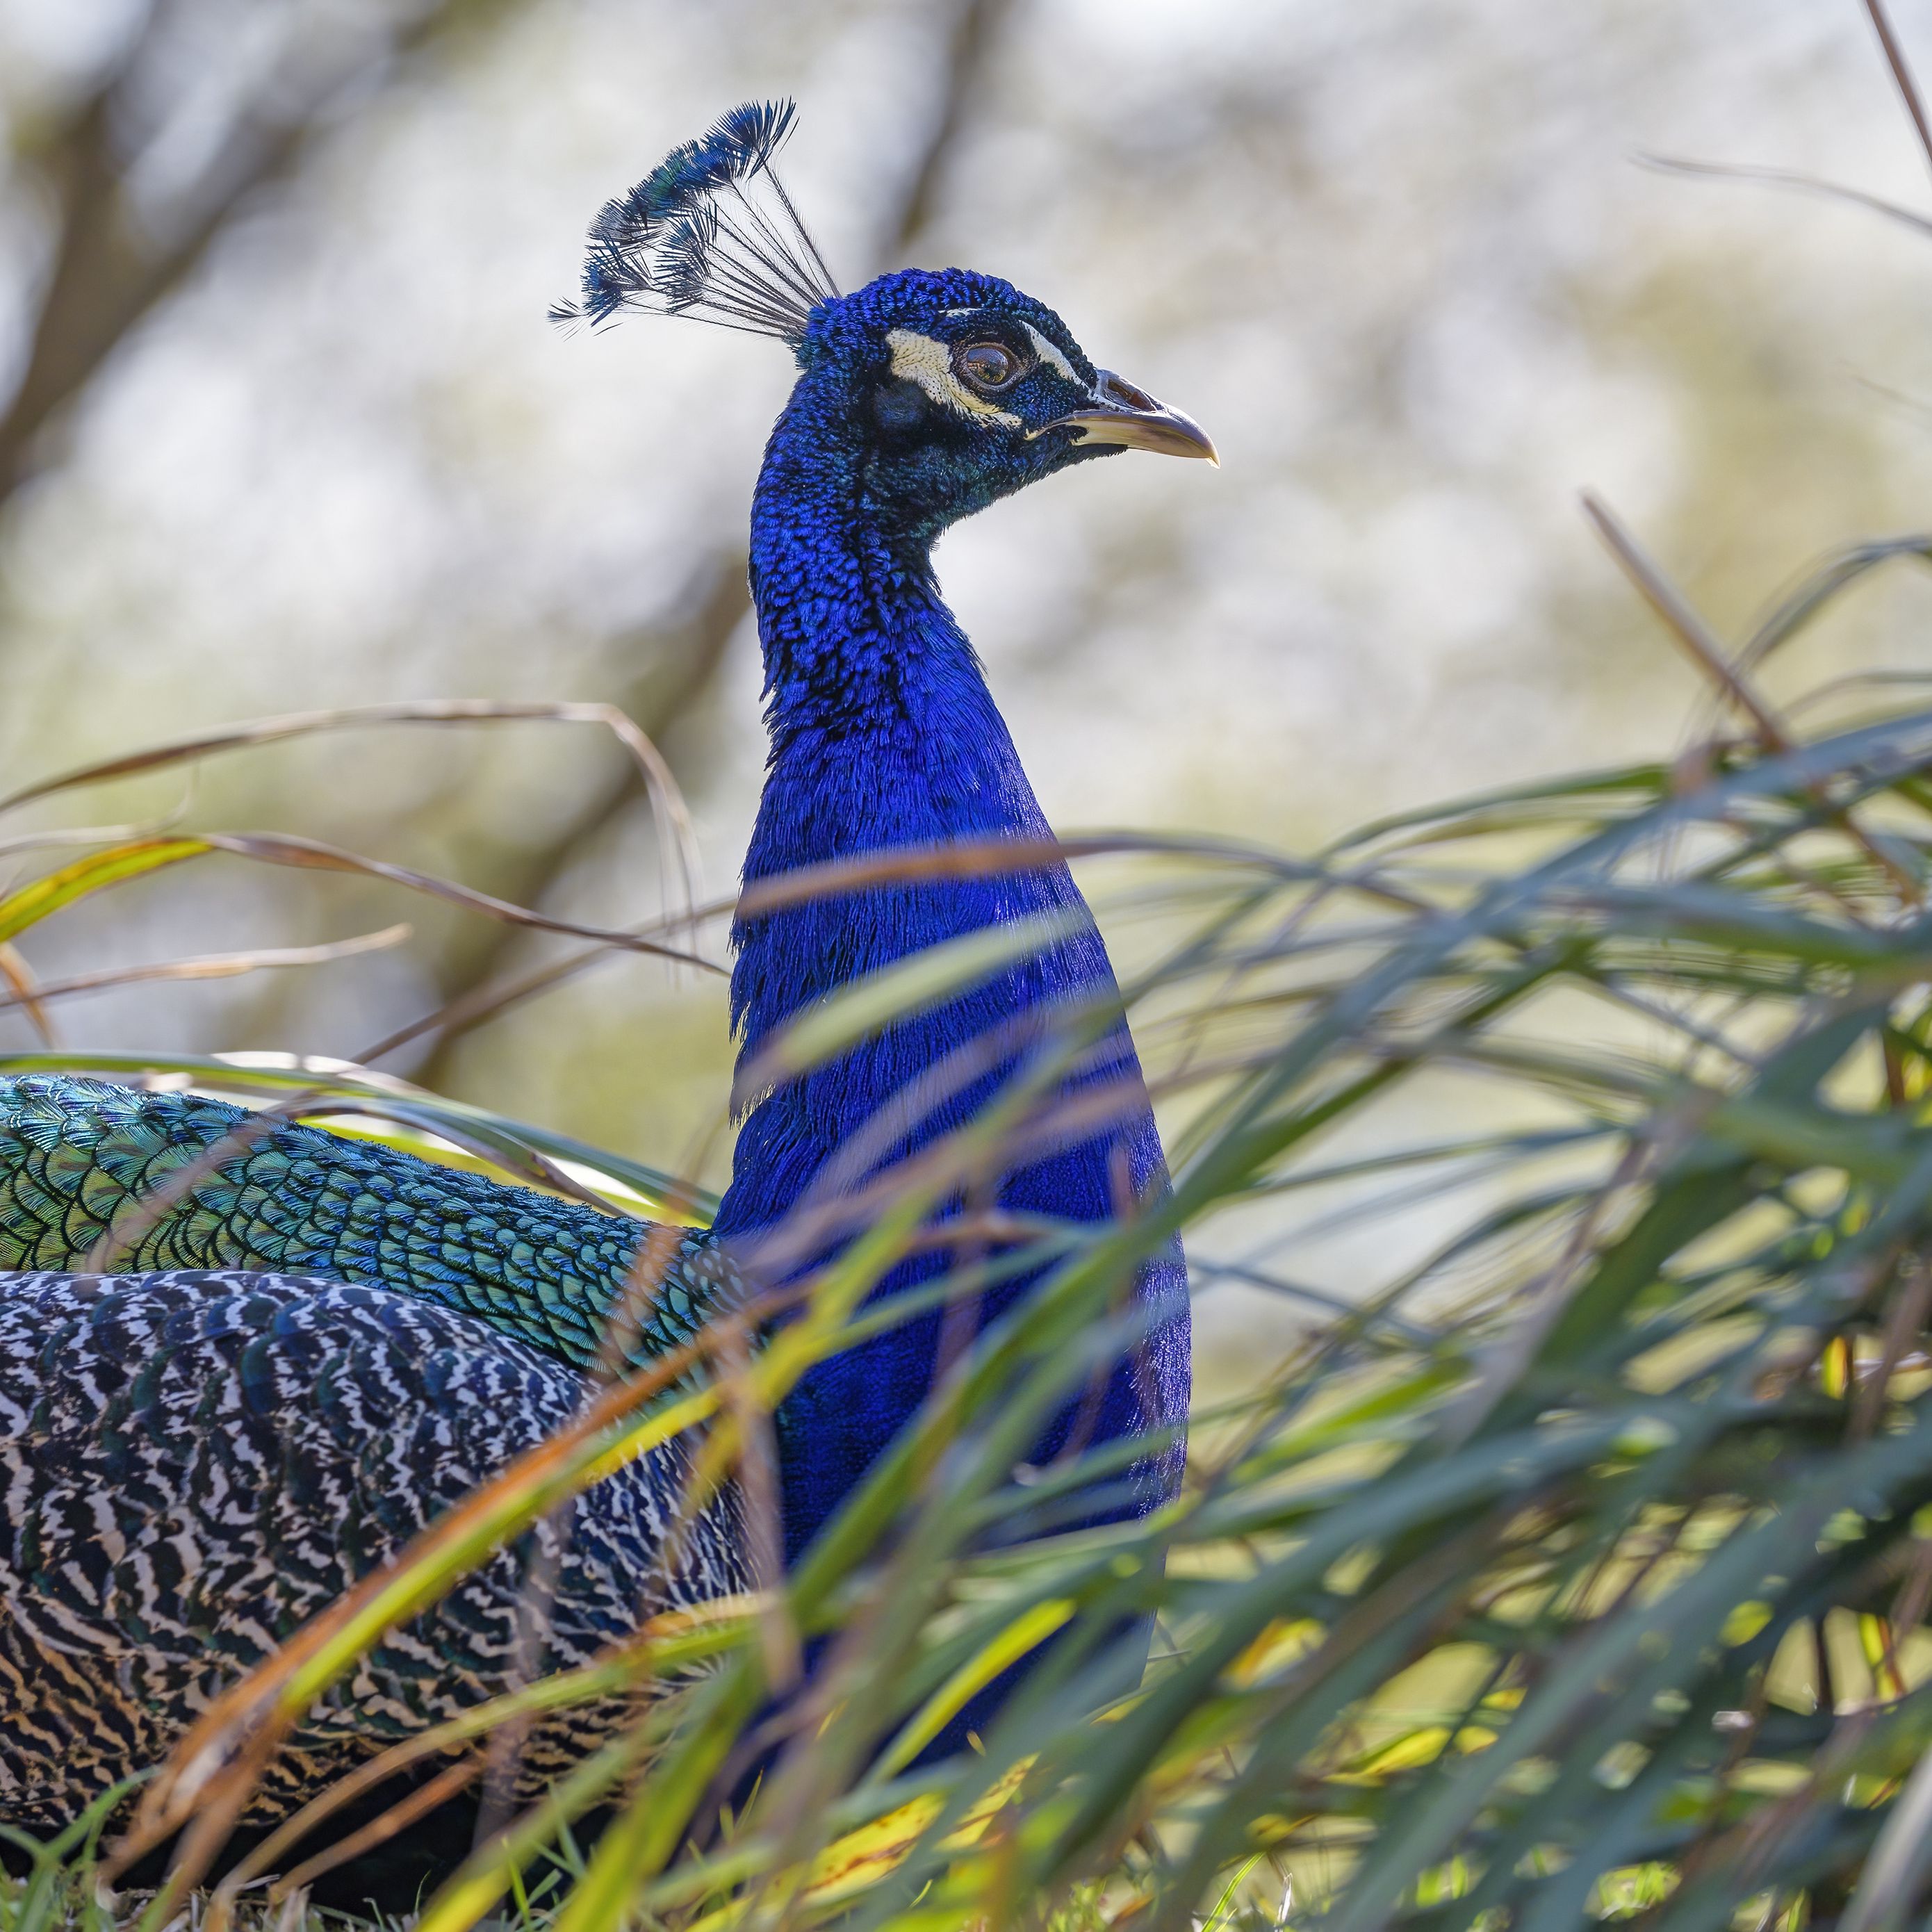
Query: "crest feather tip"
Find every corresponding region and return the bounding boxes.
[555,97,835,343]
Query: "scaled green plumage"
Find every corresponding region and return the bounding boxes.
[0,1073,736,1370]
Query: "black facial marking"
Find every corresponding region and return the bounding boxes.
[871,378,929,439]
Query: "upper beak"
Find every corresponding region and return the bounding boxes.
[1031,370,1219,466]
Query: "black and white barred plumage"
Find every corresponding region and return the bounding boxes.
[0,1270,746,1838]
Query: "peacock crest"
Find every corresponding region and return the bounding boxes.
[552,98,839,341]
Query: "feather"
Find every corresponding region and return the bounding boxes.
[552,98,837,341]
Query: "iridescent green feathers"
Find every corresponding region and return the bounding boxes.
[0,1074,737,1372]
[552,98,838,341]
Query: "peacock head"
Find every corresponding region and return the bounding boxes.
[557,101,1214,544]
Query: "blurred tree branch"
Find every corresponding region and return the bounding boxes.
[406,0,1019,1095]
[0,0,520,502]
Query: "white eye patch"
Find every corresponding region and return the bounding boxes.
[886,329,1022,428]
[1020,321,1078,386]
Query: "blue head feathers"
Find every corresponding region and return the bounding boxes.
[553,99,838,338]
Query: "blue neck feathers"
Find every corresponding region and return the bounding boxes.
[714,352,1190,1566]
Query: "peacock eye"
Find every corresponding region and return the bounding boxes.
[955,342,1022,393]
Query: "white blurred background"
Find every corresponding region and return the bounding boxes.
[5,0,1932,1382]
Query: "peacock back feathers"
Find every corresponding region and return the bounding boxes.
[0,1269,744,1840]
[0,1073,737,1370]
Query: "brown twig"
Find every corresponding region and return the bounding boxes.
[271,1754,486,1904]
[0,941,56,1045]
[1637,152,1932,240]
[716,1320,801,1694]
[0,926,408,1019]
[1851,1254,1932,1441]
[196,828,717,971]
[1865,0,1932,184]
[407,568,749,1089]
[1582,493,1791,742]
[0,696,702,950]
[1582,492,1923,905]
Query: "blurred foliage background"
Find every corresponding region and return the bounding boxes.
[6,0,1932,1397]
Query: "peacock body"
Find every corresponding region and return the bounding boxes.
[0,100,1207,1888]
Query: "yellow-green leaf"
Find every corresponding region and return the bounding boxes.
[0,837,211,946]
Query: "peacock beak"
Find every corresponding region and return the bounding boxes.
[1031,370,1220,466]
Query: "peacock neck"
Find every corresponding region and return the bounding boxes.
[720,386,1071,1118]
[714,372,1189,1587]
[742,390,1016,762]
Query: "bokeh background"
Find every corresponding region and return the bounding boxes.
[6,0,1932,1385]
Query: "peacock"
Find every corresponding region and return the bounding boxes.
[0,100,1207,1892]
